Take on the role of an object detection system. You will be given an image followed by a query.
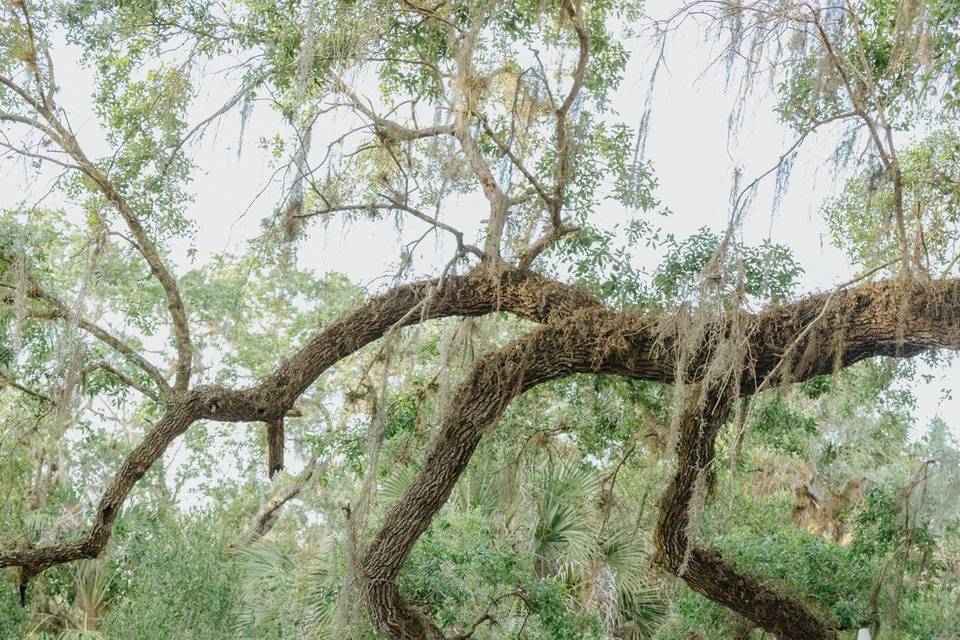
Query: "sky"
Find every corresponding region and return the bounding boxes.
[1,0,957,444]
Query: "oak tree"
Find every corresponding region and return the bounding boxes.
[1,1,959,639]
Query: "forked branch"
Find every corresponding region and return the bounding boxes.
[0,9,193,391]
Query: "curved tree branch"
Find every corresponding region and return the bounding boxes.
[3,397,202,584]
[3,261,960,637]
[359,277,960,638]
[46,123,194,392]
[232,453,325,548]
[0,21,194,392]
[0,266,600,582]
[652,391,837,640]
[0,247,172,397]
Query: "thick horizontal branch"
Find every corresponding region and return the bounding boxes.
[4,268,960,622]
[0,266,600,579]
[360,276,960,638]
[195,267,602,422]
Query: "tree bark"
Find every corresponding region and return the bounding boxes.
[359,278,960,638]
[652,392,837,640]
[233,455,323,547]
[266,417,284,478]
[1,266,598,582]
[3,270,960,635]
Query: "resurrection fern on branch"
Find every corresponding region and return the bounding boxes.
[1,1,959,639]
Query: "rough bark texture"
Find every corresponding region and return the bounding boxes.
[3,268,960,637]
[5,396,203,584]
[361,309,656,637]
[266,417,285,478]
[358,278,960,639]
[193,267,603,423]
[1,267,598,582]
[652,393,837,640]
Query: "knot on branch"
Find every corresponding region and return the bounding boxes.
[205,395,222,415]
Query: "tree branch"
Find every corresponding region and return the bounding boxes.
[330,72,454,142]
[0,266,600,582]
[5,263,960,635]
[297,200,484,259]
[451,26,512,263]
[0,373,53,404]
[232,454,325,547]
[0,248,172,397]
[81,362,161,403]
[0,24,194,392]
[652,391,836,640]
[359,276,960,638]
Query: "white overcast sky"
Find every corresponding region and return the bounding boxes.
[1,0,957,440]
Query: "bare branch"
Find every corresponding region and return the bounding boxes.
[517,223,580,269]
[550,0,591,230]
[474,111,552,207]
[0,373,53,405]
[232,454,325,547]
[81,362,161,403]
[297,200,485,259]
[159,72,264,178]
[556,0,590,121]
[447,25,515,263]
[330,72,454,142]
[0,111,64,145]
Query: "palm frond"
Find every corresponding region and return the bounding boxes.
[234,540,295,583]
[596,529,665,640]
[453,456,501,513]
[70,559,112,631]
[299,545,337,636]
[379,464,419,506]
[232,541,296,637]
[533,494,595,578]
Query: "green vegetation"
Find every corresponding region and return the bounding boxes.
[1,0,959,638]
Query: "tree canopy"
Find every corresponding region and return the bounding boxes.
[1,1,959,639]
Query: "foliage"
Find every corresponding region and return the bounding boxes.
[0,0,958,638]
